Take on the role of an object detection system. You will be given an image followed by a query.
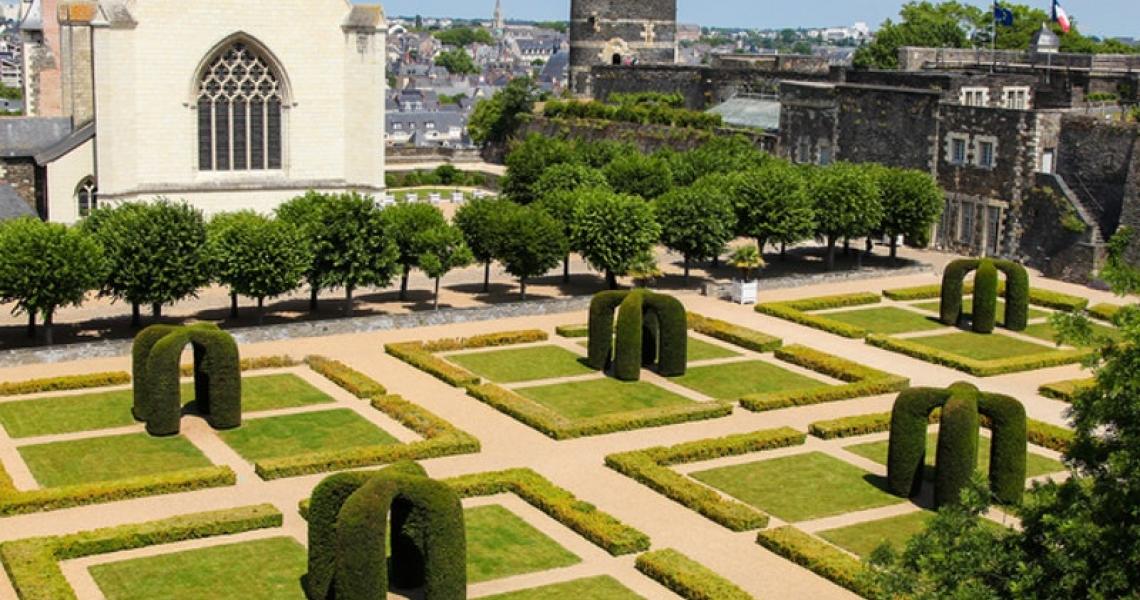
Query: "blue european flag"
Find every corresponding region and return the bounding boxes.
[994,4,1015,27]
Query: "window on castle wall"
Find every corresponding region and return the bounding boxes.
[76,177,97,218]
[978,141,995,168]
[951,138,967,165]
[960,202,976,245]
[986,206,1002,256]
[197,42,283,172]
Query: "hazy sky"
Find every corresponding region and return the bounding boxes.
[374,0,1138,38]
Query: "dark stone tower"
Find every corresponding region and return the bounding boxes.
[569,0,677,96]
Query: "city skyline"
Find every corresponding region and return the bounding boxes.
[369,0,1138,39]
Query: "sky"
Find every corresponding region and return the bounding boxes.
[372,0,1139,39]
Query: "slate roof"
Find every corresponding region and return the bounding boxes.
[0,117,72,158]
[0,184,36,220]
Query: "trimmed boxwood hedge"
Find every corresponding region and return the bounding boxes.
[1087,303,1121,322]
[997,259,1030,331]
[1039,378,1094,402]
[0,372,131,397]
[935,383,980,507]
[644,292,687,377]
[940,259,980,325]
[614,291,646,381]
[465,382,732,440]
[179,354,297,378]
[592,290,688,380]
[0,503,281,600]
[755,526,873,597]
[635,549,754,600]
[972,260,999,333]
[131,324,177,421]
[555,324,589,338]
[1026,288,1089,312]
[884,283,974,301]
[605,427,806,531]
[588,291,628,370]
[756,292,881,338]
[305,356,386,398]
[687,312,782,352]
[739,345,909,412]
[978,392,1028,505]
[385,342,481,388]
[866,333,1089,377]
[888,387,953,498]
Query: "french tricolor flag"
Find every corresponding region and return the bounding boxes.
[1053,0,1071,34]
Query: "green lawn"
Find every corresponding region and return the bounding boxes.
[1022,321,1122,347]
[818,511,935,558]
[90,537,307,600]
[822,307,946,335]
[576,337,740,363]
[690,452,903,522]
[517,378,695,420]
[466,504,581,583]
[218,409,398,461]
[903,332,1054,361]
[0,374,333,439]
[20,433,213,488]
[480,576,644,600]
[447,345,594,383]
[913,299,1049,324]
[844,433,1065,479]
[672,360,827,400]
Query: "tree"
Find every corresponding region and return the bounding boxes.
[496,207,566,300]
[416,225,474,310]
[602,153,674,200]
[661,135,769,186]
[537,189,586,284]
[534,164,609,282]
[207,211,311,324]
[502,133,576,204]
[469,77,539,145]
[810,163,882,271]
[383,202,448,301]
[0,218,105,345]
[83,199,211,325]
[876,167,944,259]
[433,27,494,47]
[454,197,515,293]
[571,189,662,289]
[434,48,479,75]
[277,191,335,313]
[655,185,736,283]
[730,160,815,255]
[314,193,399,316]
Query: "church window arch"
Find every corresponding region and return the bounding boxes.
[196,39,285,171]
[76,177,97,217]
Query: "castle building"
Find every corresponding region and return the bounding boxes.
[2,0,387,223]
[568,0,677,96]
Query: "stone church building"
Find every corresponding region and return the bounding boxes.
[3,0,387,223]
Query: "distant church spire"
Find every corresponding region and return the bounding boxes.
[493,0,505,35]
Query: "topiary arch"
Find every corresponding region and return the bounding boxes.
[887,382,1028,507]
[132,323,241,436]
[940,258,1030,332]
[586,289,687,381]
[304,461,466,600]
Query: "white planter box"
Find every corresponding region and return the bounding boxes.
[731,280,758,305]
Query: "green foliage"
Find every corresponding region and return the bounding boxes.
[415,224,473,308]
[940,258,980,324]
[571,189,661,286]
[543,99,722,130]
[386,343,482,388]
[740,344,909,411]
[810,163,883,269]
[0,218,105,343]
[387,166,487,188]
[605,428,806,531]
[433,47,479,74]
[655,184,736,277]
[731,160,815,247]
[1087,303,1121,322]
[601,152,674,200]
[1038,377,1094,402]
[304,356,386,398]
[614,291,646,381]
[587,291,626,369]
[432,26,494,47]
[469,77,539,145]
[555,324,588,338]
[83,199,210,318]
[534,20,568,33]
[207,211,310,319]
[0,504,281,600]
[973,260,999,333]
[935,384,980,508]
[756,292,882,338]
[533,163,609,202]
[609,92,686,108]
[0,372,130,397]
[996,260,1031,331]
[687,312,782,352]
[0,83,21,100]
[876,167,944,254]
[502,133,575,203]
[978,393,1028,505]
[495,206,566,299]
[866,333,1088,376]
[810,413,894,439]
[635,549,754,600]
[757,526,872,596]
[454,196,515,291]
[663,135,769,186]
[383,202,448,297]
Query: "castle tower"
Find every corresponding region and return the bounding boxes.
[569,0,677,96]
[492,0,504,37]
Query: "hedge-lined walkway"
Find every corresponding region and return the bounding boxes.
[0,264,1111,599]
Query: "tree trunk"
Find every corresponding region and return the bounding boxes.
[309,286,319,312]
[780,242,787,260]
[26,311,35,339]
[563,255,570,284]
[230,293,239,319]
[826,235,837,271]
[131,303,141,327]
[344,286,354,317]
[890,237,899,261]
[483,262,491,293]
[605,270,618,290]
[683,255,691,285]
[152,303,162,320]
[857,243,864,269]
[399,269,410,301]
[433,277,441,310]
[843,237,850,256]
[43,310,53,346]
[257,297,265,326]
[519,277,527,301]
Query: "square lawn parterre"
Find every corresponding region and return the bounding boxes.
[19,433,213,488]
[0,374,334,439]
[898,331,1055,361]
[446,345,594,383]
[1022,321,1122,347]
[818,509,1012,558]
[689,451,903,522]
[481,576,644,600]
[844,432,1065,479]
[913,299,1050,324]
[90,537,307,600]
[466,504,581,583]
[671,360,828,400]
[576,337,740,363]
[820,306,946,335]
[218,408,398,461]
[515,378,695,420]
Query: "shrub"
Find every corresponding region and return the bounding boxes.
[555,324,589,338]
[1026,418,1074,453]
[809,413,892,439]
[419,329,548,352]
[1088,303,1121,322]
[587,291,627,369]
[180,354,297,377]
[883,283,970,301]
[739,345,909,411]
[935,383,980,507]
[0,504,281,600]
[0,372,130,397]
[605,428,805,531]
[978,392,1028,505]
[972,259,999,333]
[635,549,754,600]
[866,334,1090,376]
[384,342,481,388]
[1039,378,1094,402]
[304,356,387,398]
[941,259,980,325]
[614,290,646,381]
[996,259,1030,331]
[756,292,881,338]
[888,387,952,497]
[687,312,782,352]
[1027,288,1089,312]
[591,290,687,380]
[644,293,687,377]
[755,527,872,596]
[131,324,177,422]
[136,324,241,436]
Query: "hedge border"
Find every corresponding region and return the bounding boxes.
[756,292,882,338]
[755,526,873,597]
[739,345,909,412]
[0,372,131,397]
[866,333,1090,377]
[178,354,298,378]
[808,410,1074,454]
[0,503,282,600]
[686,312,782,353]
[384,330,549,389]
[304,356,386,398]
[466,382,732,440]
[1039,378,1094,402]
[605,427,806,531]
[883,283,1089,313]
[555,324,589,338]
[635,548,754,600]
[1087,303,1121,323]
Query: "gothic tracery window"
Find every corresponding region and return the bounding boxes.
[76,177,97,217]
[196,41,283,171]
